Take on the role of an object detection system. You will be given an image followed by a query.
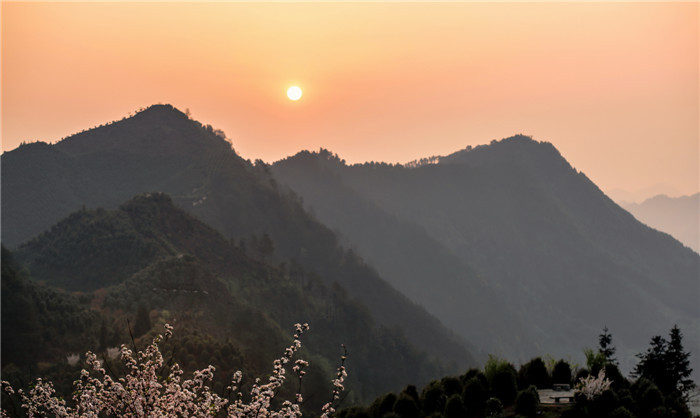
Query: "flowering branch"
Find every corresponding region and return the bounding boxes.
[321,344,348,418]
[2,323,348,417]
[574,369,612,401]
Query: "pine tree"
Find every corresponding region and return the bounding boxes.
[633,335,670,393]
[633,325,695,399]
[666,325,695,399]
[598,326,617,365]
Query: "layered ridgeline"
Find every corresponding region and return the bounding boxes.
[272,136,700,374]
[1,105,475,387]
[4,193,462,406]
[621,193,699,254]
[272,150,536,361]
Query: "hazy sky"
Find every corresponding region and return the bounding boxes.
[2,2,698,198]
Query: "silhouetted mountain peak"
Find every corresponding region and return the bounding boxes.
[441,135,564,168]
[281,148,346,166]
[272,134,700,374]
[488,134,561,158]
[275,149,349,179]
[53,104,233,157]
[431,135,580,190]
[131,103,188,121]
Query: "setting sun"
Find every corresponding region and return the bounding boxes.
[0,3,698,412]
[287,86,302,101]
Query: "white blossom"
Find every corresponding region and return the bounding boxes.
[2,323,346,417]
[575,369,612,401]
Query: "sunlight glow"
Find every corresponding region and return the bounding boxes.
[287,86,302,101]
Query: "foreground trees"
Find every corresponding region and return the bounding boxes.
[3,322,694,417]
[633,325,695,400]
[339,326,695,418]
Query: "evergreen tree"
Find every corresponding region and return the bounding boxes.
[633,326,694,399]
[633,335,669,391]
[665,325,695,399]
[598,326,617,365]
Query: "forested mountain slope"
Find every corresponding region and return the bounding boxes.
[4,193,467,406]
[272,136,700,374]
[1,104,473,377]
[272,150,535,360]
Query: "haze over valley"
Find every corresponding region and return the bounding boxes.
[2,106,698,414]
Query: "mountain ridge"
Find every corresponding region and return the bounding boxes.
[621,193,699,254]
[272,135,700,375]
[2,104,476,378]
[6,193,470,406]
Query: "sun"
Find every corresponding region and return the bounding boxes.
[287,86,302,101]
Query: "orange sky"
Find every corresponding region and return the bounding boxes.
[2,2,698,199]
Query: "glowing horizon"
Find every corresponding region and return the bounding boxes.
[2,2,698,198]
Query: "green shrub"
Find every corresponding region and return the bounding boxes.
[514,388,539,418]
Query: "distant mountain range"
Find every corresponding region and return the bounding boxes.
[606,185,684,205]
[3,104,698,390]
[272,136,699,375]
[1,105,474,404]
[621,193,699,254]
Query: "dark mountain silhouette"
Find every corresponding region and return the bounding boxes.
[621,193,699,254]
[272,136,700,374]
[5,193,467,406]
[272,150,535,360]
[1,104,474,377]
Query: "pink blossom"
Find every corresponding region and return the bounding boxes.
[2,323,347,417]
